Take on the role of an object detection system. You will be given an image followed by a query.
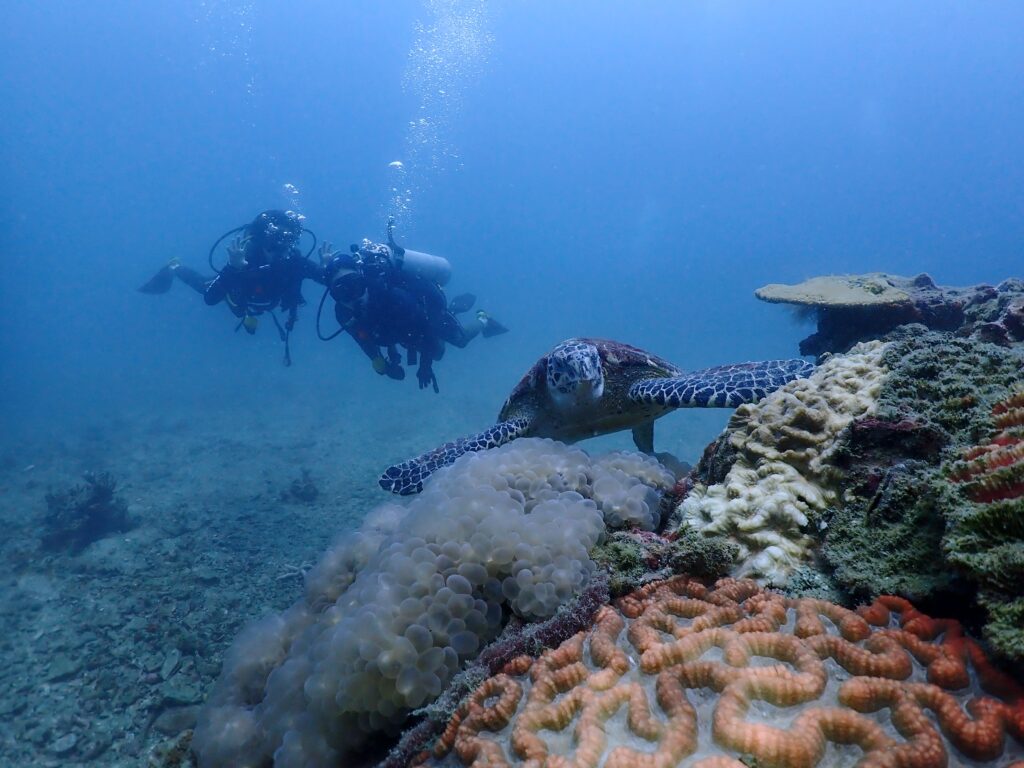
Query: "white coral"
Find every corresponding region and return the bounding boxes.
[676,341,889,585]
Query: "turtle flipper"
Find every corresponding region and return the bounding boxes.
[629,359,814,408]
[631,421,655,453]
[378,417,531,495]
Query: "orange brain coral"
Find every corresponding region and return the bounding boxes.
[430,577,1024,768]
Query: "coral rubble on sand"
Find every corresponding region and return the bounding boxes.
[756,272,1024,355]
[428,576,1024,768]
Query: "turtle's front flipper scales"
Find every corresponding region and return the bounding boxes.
[378,418,531,495]
[629,359,814,408]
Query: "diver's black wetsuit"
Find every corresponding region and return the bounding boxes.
[328,253,478,389]
[205,248,325,321]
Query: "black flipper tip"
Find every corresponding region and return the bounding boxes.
[481,317,509,338]
[138,265,174,294]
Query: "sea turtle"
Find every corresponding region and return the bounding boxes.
[379,337,814,495]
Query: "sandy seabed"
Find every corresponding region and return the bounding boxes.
[0,387,469,766]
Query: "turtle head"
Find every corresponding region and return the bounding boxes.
[546,340,604,409]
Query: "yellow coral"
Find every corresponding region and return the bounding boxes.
[676,341,889,584]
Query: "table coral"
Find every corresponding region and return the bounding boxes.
[429,577,1024,768]
[755,272,1024,356]
[672,342,888,585]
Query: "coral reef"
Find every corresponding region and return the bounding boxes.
[429,576,1024,768]
[823,332,1024,626]
[756,272,1024,355]
[966,279,1024,347]
[945,390,1024,663]
[192,439,675,767]
[672,341,889,584]
[41,471,132,552]
[591,528,737,596]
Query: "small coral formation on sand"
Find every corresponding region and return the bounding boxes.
[672,341,888,584]
[756,272,1024,355]
[41,471,132,551]
[192,439,674,767]
[280,468,319,503]
[945,389,1024,663]
[428,576,1024,768]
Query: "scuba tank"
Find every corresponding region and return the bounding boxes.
[382,217,451,286]
[354,239,452,286]
[389,247,451,286]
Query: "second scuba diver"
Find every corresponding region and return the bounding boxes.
[139,210,324,365]
[318,221,508,392]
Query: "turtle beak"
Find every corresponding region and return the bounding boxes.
[556,374,603,410]
[579,376,604,402]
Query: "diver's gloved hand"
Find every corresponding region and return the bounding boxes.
[242,315,258,335]
[317,241,336,268]
[227,234,251,269]
[417,363,439,393]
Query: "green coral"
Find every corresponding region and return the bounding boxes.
[875,330,1021,443]
[780,565,846,603]
[591,536,648,596]
[667,527,738,581]
[945,499,1024,594]
[980,592,1024,663]
[824,462,959,601]
[591,529,737,597]
[820,330,1024,661]
[944,493,1024,664]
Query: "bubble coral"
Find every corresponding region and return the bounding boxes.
[193,439,672,767]
[430,577,1024,768]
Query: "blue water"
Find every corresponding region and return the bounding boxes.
[1,3,1023,760]
[3,1,1022,445]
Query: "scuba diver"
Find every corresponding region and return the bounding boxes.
[318,221,507,392]
[139,210,324,365]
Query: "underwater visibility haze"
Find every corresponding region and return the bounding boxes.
[1,2,1023,766]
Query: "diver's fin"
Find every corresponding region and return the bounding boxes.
[448,293,476,314]
[478,311,509,338]
[138,264,175,294]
